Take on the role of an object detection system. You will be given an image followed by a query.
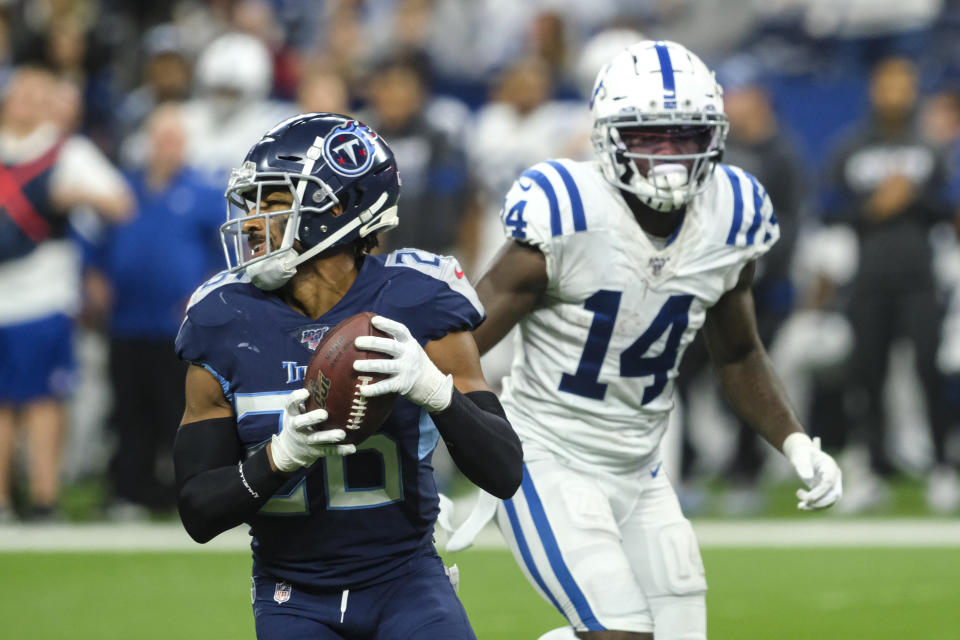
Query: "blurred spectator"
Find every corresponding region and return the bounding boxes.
[366,0,435,68]
[116,24,192,145]
[0,10,13,90]
[314,0,369,95]
[400,0,621,93]
[87,103,222,518]
[469,55,588,272]
[368,0,532,90]
[823,56,957,512]
[180,31,294,186]
[360,54,474,257]
[231,0,298,100]
[358,0,476,143]
[168,0,233,59]
[0,66,132,522]
[921,88,960,207]
[296,60,351,115]
[527,9,580,98]
[18,9,120,156]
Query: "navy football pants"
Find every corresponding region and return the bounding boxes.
[252,553,476,639]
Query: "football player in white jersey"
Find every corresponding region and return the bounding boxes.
[468,41,843,640]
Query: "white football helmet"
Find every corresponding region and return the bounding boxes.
[591,40,728,211]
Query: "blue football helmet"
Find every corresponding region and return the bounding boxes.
[221,113,401,289]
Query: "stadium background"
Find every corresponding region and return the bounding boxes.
[1,1,959,638]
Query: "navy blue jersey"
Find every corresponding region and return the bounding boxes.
[175,249,484,589]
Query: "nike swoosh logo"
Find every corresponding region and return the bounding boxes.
[650,462,663,478]
[519,179,532,191]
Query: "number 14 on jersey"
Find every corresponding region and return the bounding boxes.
[559,291,694,404]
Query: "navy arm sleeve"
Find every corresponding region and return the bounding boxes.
[173,417,290,543]
[430,390,523,499]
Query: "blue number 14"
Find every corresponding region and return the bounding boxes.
[559,291,694,403]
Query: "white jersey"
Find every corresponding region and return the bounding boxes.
[497,158,779,472]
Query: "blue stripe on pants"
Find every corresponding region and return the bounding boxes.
[517,463,606,631]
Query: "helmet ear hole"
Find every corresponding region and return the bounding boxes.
[337,183,367,215]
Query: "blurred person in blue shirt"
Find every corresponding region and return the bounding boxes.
[116,24,192,154]
[88,102,222,516]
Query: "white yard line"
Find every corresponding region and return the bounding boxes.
[690,518,960,547]
[1,519,958,552]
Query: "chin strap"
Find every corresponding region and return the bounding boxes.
[246,247,299,290]
[246,195,398,291]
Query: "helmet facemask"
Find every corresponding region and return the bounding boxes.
[589,40,730,212]
[220,161,339,290]
[593,112,728,211]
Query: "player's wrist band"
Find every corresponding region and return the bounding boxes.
[237,461,259,498]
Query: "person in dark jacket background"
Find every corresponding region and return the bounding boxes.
[824,56,955,511]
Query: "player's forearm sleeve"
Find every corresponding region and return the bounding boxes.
[430,390,523,499]
[173,418,290,543]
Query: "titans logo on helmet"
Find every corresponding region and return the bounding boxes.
[323,121,376,177]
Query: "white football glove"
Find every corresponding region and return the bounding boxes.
[782,432,843,510]
[270,389,356,472]
[353,315,453,412]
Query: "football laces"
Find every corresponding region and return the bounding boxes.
[347,377,372,429]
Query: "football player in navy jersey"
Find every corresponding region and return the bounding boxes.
[172,113,522,640]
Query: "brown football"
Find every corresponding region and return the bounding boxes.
[303,312,396,445]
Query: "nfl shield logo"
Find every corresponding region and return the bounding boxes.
[300,327,329,351]
[273,581,292,604]
[649,256,669,276]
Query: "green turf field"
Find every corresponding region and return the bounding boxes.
[0,547,956,639]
